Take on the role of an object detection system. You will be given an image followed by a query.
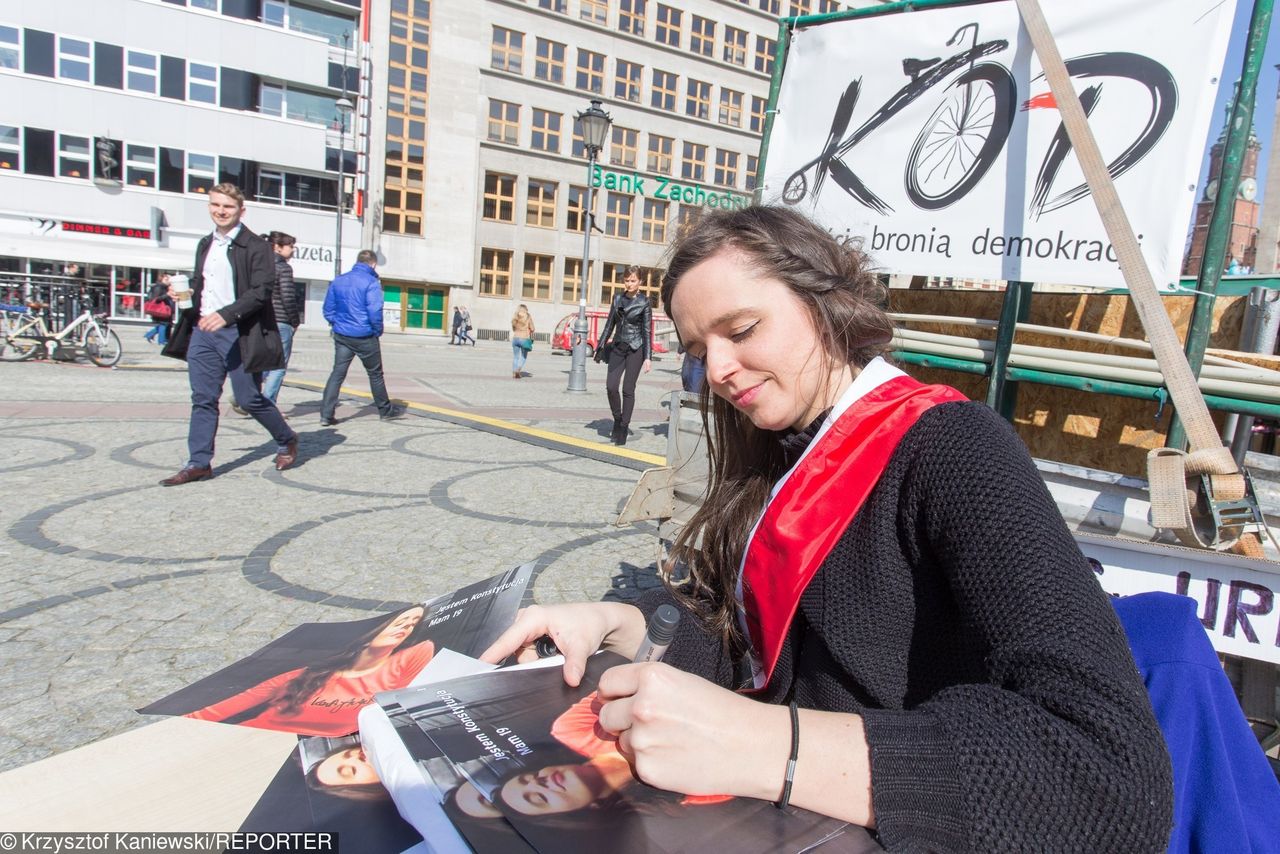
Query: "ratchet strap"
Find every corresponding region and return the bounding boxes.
[1014,0,1255,552]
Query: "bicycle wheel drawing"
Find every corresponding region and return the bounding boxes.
[85,327,122,367]
[0,333,40,361]
[904,62,1016,210]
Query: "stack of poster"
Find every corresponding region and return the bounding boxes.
[139,565,534,853]
[371,652,879,853]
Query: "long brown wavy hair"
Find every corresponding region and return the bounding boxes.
[272,605,425,715]
[659,205,893,655]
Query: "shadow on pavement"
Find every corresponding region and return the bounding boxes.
[600,561,666,604]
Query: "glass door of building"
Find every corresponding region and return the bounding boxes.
[385,283,447,332]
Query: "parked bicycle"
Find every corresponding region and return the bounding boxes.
[0,302,123,367]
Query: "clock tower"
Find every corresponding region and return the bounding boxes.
[1183,97,1262,276]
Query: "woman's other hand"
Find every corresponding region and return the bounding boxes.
[642,358,652,374]
[595,663,789,800]
[478,603,646,687]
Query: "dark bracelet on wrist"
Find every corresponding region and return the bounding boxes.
[777,699,799,809]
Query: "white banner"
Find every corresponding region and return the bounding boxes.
[762,0,1235,289]
[1077,534,1280,665]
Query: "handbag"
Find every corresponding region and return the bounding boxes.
[143,298,172,321]
[519,337,534,353]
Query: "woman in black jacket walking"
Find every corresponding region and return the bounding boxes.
[594,266,652,445]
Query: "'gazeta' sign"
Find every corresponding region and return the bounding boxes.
[591,165,747,209]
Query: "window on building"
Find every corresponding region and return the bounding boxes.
[610,126,638,169]
[158,146,183,191]
[0,25,19,70]
[479,248,513,297]
[530,108,561,153]
[750,95,767,133]
[690,16,714,57]
[647,134,672,174]
[641,199,668,243]
[571,123,587,159]
[0,125,19,171]
[614,59,641,102]
[618,0,645,35]
[723,26,747,65]
[258,168,284,203]
[681,141,706,182]
[719,88,743,127]
[483,171,516,222]
[124,144,155,187]
[534,38,565,83]
[755,36,776,74]
[563,257,593,303]
[788,0,812,14]
[186,151,216,194]
[655,5,681,46]
[685,78,710,120]
[526,178,557,228]
[538,0,567,11]
[758,0,780,13]
[745,154,759,191]
[575,49,604,94]
[601,262,657,305]
[605,192,633,238]
[57,134,90,179]
[260,82,284,116]
[58,36,91,82]
[818,0,841,13]
[522,253,554,300]
[567,185,588,231]
[491,27,523,73]
[126,50,158,94]
[188,63,218,103]
[487,99,519,144]
[714,149,739,187]
[580,0,608,24]
[650,69,676,111]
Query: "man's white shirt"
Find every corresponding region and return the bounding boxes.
[200,225,240,317]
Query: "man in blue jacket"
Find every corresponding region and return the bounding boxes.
[319,250,404,425]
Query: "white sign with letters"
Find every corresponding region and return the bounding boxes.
[762,0,1234,288]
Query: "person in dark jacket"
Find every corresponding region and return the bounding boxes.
[159,183,297,486]
[482,206,1174,852]
[319,250,404,425]
[261,232,300,403]
[593,266,652,445]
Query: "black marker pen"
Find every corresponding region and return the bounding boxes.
[633,604,680,663]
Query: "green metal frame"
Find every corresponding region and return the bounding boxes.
[758,0,1277,436]
[1167,0,1276,449]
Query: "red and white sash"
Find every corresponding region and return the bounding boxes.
[735,371,966,691]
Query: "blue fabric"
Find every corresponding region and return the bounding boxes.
[185,327,295,468]
[1113,592,1280,854]
[512,340,529,373]
[323,262,384,338]
[144,322,169,345]
[261,322,294,402]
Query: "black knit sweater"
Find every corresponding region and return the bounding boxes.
[638,401,1173,852]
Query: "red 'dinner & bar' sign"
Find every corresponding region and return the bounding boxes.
[61,220,152,240]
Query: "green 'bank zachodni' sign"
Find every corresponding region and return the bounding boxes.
[591,165,748,209]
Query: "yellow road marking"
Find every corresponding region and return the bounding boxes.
[286,379,665,465]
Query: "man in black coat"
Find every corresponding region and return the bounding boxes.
[160,183,298,485]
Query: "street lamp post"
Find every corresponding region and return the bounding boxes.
[567,99,612,394]
[333,32,354,279]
